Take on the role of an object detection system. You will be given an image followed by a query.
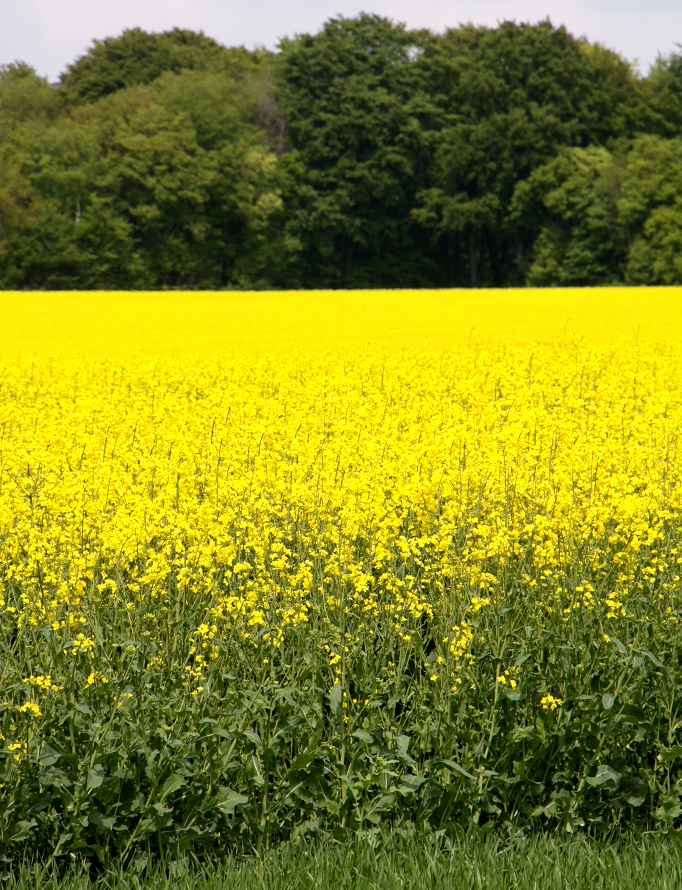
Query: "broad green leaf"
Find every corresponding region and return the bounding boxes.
[440,759,477,781]
[9,820,37,843]
[621,778,648,807]
[656,797,682,820]
[161,772,187,799]
[87,764,106,789]
[329,683,342,716]
[585,764,621,789]
[215,788,249,815]
[352,729,374,744]
[658,746,682,762]
[398,774,426,794]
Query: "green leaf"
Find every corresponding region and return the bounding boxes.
[242,729,263,751]
[87,764,106,789]
[289,751,320,773]
[656,796,682,820]
[39,744,62,767]
[398,774,426,794]
[9,820,37,843]
[637,648,664,668]
[352,729,374,744]
[606,634,628,655]
[160,772,187,800]
[619,704,648,724]
[658,746,682,762]
[396,735,412,758]
[620,777,648,807]
[585,764,621,790]
[440,759,477,781]
[215,788,249,815]
[329,683,342,716]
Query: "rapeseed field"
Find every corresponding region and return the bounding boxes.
[2,286,682,356]
[3,289,682,865]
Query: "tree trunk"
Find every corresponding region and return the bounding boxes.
[468,228,478,287]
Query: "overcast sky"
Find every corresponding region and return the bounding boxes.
[2,0,681,83]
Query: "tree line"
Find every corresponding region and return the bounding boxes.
[2,15,682,290]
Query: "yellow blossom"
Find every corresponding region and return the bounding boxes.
[541,693,563,711]
[18,702,42,717]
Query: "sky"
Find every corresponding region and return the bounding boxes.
[2,0,682,83]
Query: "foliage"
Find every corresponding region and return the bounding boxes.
[6,833,682,889]
[3,342,682,865]
[509,146,626,285]
[639,48,682,137]
[0,159,42,252]
[276,14,435,287]
[58,29,259,106]
[3,19,682,287]
[0,77,291,289]
[412,21,641,286]
[620,135,682,285]
[0,64,59,141]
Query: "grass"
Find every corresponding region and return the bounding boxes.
[8,833,682,890]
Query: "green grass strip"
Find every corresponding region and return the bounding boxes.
[7,833,682,890]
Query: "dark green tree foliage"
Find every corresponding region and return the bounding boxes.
[0,32,294,289]
[0,85,290,288]
[621,135,682,284]
[509,146,626,286]
[0,63,59,140]
[277,14,437,287]
[502,131,682,288]
[0,158,42,252]
[412,21,641,286]
[639,48,682,137]
[2,19,682,288]
[58,28,246,105]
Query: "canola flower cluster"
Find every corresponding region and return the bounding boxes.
[2,338,682,803]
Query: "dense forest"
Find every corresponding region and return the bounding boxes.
[2,15,682,289]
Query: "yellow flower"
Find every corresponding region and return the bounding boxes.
[23,674,63,692]
[541,693,563,712]
[18,702,42,717]
[84,671,108,688]
[70,634,95,656]
[8,741,26,761]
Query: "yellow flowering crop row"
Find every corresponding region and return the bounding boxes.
[1,338,680,696]
[2,287,682,358]
[2,296,682,849]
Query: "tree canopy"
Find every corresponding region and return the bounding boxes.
[1,17,681,288]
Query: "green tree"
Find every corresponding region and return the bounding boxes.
[509,146,626,286]
[59,28,259,105]
[277,14,437,287]
[1,20,672,290]
[0,158,42,255]
[150,68,298,287]
[639,48,682,137]
[413,21,643,286]
[0,72,293,288]
[620,135,682,284]
[0,63,59,141]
